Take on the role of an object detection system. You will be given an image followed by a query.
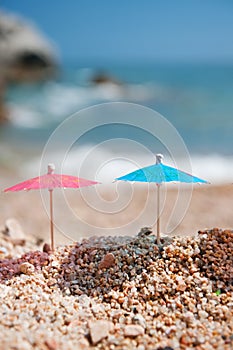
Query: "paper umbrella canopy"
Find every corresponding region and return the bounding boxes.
[115,154,208,244]
[4,164,100,250]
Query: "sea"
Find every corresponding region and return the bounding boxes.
[1,62,233,184]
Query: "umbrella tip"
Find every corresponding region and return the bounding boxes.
[156,154,164,164]
[48,163,55,174]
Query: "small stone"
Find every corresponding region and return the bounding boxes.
[180,335,191,346]
[4,218,25,239]
[12,239,26,246]
[44,339,57,350]
[137,227,152,237]
[0,246,7,256]
[20,262,35,275]
[133,314,146,328]
[89,320,114,345]
[47,278,57,287]
[198,310,209,319]
[43,243,52,253]
[98,253,115,269]
[76,337,90,349]
[177,283,187,292]
[51,260,59,267]
[124,324,144,337]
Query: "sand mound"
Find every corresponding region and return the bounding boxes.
[0,228,232,349]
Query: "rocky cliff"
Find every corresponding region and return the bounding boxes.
[0,11,58,122]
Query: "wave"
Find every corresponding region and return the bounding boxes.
[21,145,233,185]
[8,81,159,128]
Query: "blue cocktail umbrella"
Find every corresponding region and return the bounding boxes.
[115,154,208,244]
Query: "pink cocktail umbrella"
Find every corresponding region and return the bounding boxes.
[4,164,100,250]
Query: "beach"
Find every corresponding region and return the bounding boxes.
[0,217,232,349]
[0,1,233,347]
[1,181,233,245]
[0,61,233,349]
[0,180,233,349]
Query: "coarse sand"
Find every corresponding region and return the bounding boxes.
[1,178,233,349]
[0,226,232,350]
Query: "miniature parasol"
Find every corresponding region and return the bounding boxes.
[115,154,208,245]
[4,164,100,250]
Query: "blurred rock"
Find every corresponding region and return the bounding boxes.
[43,243,52,254]
[0,11,58,122]
[20,261,35,275]
[0,246,7,258]
[137,227,152,237]
[3,218,26,242]
[98,252,115,270]
[124,324,145,337]
[44,339,57,350]
[88,320,114,345]
[0,11,57,80]
[90,71,123,86]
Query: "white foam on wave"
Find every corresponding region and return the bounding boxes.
[21,144,233,185]
[190,154,233,184]
[8,81,157,129]
[8,103,45,128]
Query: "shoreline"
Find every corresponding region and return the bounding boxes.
[1,182,233,246]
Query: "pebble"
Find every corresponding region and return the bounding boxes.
[43,243,52,254]
[0,219,41,258]
[124,324,145,337]
[98,253,116,269]
[44,339,57,350]
[4,218,26,240]
[0,246,7,256]
[132,314,146,328]
[88,320,114,345]
[20,262,35,275]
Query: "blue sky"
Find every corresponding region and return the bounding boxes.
[2,0,233,63]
